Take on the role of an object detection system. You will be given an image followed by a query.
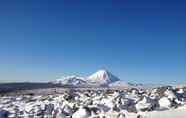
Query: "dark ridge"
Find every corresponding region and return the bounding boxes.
[0,82,63,94]
[0,82,109,95]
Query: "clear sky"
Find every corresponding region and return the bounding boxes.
[0,0,185,84]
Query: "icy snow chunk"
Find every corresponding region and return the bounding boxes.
[159,97,172,108]
[176,88,184,94]
[164,89,176,101]
[136,97,155,111]
[72,106,91,118]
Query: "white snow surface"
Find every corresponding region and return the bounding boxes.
[140,107,186,118]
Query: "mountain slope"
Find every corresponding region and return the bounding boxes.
[109,80,128,87]
[87,70,120,85]
[54,75,87,86]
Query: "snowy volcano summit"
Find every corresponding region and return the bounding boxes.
[87,69,120,85]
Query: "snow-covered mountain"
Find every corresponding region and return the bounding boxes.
[53,69,149,88]
[54,75,87,86]
[87,70,120,85]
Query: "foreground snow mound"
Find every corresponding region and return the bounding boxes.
[159,97,172,108]
[136,96,156,111]
[87,70,120,85]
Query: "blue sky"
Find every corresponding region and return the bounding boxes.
[0,0,185,84]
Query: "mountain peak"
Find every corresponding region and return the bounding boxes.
[87,69,120,84]
[96,69,109,74]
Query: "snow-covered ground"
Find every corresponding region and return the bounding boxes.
[0,86,186,118]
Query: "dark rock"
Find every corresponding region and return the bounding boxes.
[0,110,9,118]
[45,103,54,115]
[127,105,137,113]
[117,113,126,118]
[62,105,73,116]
